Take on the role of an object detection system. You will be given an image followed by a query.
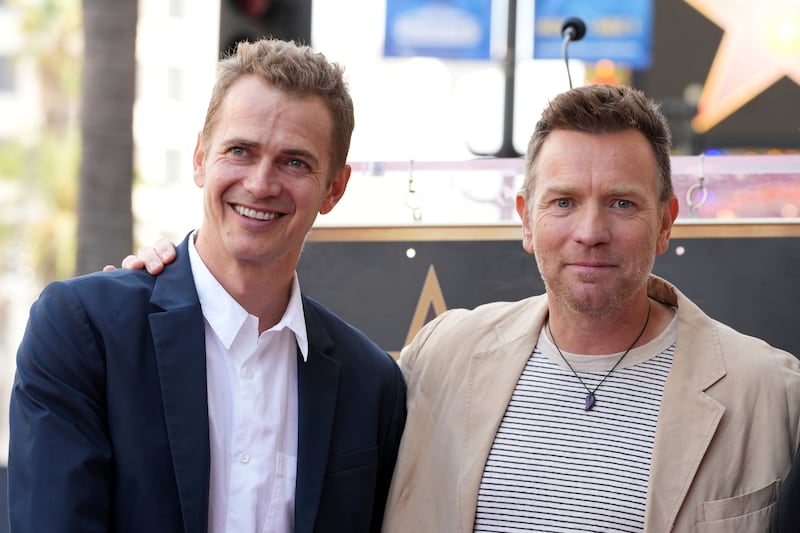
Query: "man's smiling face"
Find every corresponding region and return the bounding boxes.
[192,74,349,274]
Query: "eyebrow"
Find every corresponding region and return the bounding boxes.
[220,137,259,150]
[221,138,321,167]
[604,185,646,197]
[540,183,579,197]
[541,183,647,198]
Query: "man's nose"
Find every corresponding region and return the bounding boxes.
[573,204,611,246]
[244,160,281,197]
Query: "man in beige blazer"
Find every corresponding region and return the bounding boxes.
[381,85,800,532]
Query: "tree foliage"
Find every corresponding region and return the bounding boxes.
[1,0,82,283]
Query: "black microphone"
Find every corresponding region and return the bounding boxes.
[561,17,587,42]
[561,17,586,89]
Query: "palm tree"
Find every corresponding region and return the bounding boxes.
[75,0,137,275]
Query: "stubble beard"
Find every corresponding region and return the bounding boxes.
[537,256,654,318]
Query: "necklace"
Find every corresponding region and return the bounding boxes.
[547,302,651,411]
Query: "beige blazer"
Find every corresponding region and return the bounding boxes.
[382,276,800,532]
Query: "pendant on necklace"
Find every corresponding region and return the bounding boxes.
[584,393,596,411]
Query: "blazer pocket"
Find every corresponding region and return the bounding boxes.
[695,479,780,533]
[327,446,378,474]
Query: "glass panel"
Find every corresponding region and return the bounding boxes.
[314,155,800,227]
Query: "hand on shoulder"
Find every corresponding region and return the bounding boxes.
[102,238,178,275]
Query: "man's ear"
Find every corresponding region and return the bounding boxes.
[516,193,535,254]
[319,165,351,214]
[655,195,679,255]
[193,132,206,188]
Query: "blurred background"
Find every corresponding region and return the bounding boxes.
[0,0,798,513]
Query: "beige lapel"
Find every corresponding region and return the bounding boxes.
[644,292,726,532]
[457,298,549,532]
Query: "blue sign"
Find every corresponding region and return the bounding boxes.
[384,0,492,60]
[533,0,653,69]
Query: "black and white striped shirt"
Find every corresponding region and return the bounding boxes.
[474,317,677,532]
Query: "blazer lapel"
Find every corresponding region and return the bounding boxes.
[644,295,726,532]
[294,302,341,533]
[149,237,211,533]
[458,299,549,532]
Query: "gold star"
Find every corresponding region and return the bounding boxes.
[389,265,448,359]
[684,0,800,132]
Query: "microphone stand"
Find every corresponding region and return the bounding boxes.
[494,0,521,158]
[560,17,586,89]
[562,30,575,89]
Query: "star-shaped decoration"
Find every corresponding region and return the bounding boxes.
[684,0,800,132]
[388,264,448,358]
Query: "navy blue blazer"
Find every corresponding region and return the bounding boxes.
[9,236,406,533]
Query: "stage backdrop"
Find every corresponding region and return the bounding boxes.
[301,155,800,358]
[297,224,800,359]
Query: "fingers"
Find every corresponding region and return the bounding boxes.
[154,239,177,264]
[112,240,178,275]
[120,254,148,272]
[128,248,164,275]
[102,265,117,272]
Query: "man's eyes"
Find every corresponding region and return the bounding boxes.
[552,198,635,209]
[223,149,312,171]
[614,199,634,209]
[287,159,310,170]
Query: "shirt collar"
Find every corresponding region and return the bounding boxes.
[188,231,309,361]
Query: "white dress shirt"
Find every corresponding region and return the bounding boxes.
[189,235,309,533]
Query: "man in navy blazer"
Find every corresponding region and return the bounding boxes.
[9,39,405,533]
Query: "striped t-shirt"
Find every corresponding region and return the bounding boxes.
[474,316,677,532]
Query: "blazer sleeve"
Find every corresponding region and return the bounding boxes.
[9,281,113,533]
[371,359,406,533]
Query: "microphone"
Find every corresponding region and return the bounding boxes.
[561,17,587,42]
[561,17,586,89]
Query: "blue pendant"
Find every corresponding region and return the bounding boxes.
[585,393,596,411]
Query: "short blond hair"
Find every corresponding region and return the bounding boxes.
[202,39,354,178]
